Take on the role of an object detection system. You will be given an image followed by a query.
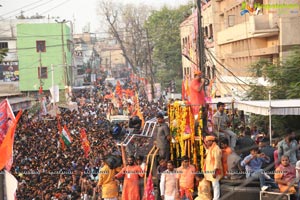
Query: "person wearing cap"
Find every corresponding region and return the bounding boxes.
[189,70,205,116]
[155,112,171,161]
[204,135,223,200]
[213,102,237,149]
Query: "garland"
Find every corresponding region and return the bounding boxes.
[169,101,196,157]
[198,108,204,170]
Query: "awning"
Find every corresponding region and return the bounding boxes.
[236,99,300,116]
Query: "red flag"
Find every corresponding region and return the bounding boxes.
[143,173,155,200]
[0,99,15,145]
[80,128,90,158]
[0,110,22,171]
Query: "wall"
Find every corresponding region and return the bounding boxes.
[17,23,72,91]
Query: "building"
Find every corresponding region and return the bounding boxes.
[0,20,19,82]
[17,22,73,92]
[73,32,100,86]
[99,45,127,78]
[180,0,300,98]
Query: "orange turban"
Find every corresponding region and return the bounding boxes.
[194,70,202,75]
[206,135,216,141]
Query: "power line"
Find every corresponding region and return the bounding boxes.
[40,0,72,15]
[0,0,58,21]
[206,48,251,87]
[1,0,47,17]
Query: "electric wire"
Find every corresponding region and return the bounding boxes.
[206,48,251,87]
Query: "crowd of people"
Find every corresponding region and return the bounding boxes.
[11,79,165,199]
[8,75,300,200]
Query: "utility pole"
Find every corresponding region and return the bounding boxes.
[196,0,206,77]
[38,51,43,93]
[55,19,68,87]
[0,170,3,200]
[56,19,70,103]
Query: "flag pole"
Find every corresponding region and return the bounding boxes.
[0,170,4,199]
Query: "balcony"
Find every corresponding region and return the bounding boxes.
[217,14,279,45]
[223,46,279,58]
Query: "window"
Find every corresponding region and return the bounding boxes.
[0,42,8,49]
[38,67,48,79]
[36,41,46,52]
[228,15,235,27]
[209,24,213,39]
[67,40,72,52]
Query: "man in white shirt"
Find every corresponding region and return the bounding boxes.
[213,102,237,149]
[160,160,177,200]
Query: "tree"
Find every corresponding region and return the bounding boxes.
[247,50,300,132]
[0,49,7,62]
[144,4,193,92]
[97,1,151,75]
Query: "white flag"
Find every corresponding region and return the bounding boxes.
[4,170,18,200]
[50,85,59,103]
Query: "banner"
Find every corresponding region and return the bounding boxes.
[49,85,59,103]
[0,110,22,171]
[0,99,15,145]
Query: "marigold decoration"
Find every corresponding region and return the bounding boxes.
[168,101,196,158]
[198,108,204,169]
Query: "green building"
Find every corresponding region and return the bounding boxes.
[17,23,73,92]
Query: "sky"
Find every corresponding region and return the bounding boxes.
[1,0,191,34]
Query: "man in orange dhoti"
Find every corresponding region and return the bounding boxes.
[220,138,232,178]
[176,156,196,200]
[189,70,205,116]
[204,136,223,200]
[115,155,144,200]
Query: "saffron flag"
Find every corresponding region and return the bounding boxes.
[0,110,22,171]
[80,128,90,158]
[133,92,144,128]
[61,124,72,147]
[143,173,155,200]
[115,81,123,98]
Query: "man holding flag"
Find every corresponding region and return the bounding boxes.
[80,128,90,158]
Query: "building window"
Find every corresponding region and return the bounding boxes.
[209,24,213,39]
[228,15,235,27]
[38,66,48,79]
[0,42,8,49]
[36,41,46,52]
[67,40,72,52]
